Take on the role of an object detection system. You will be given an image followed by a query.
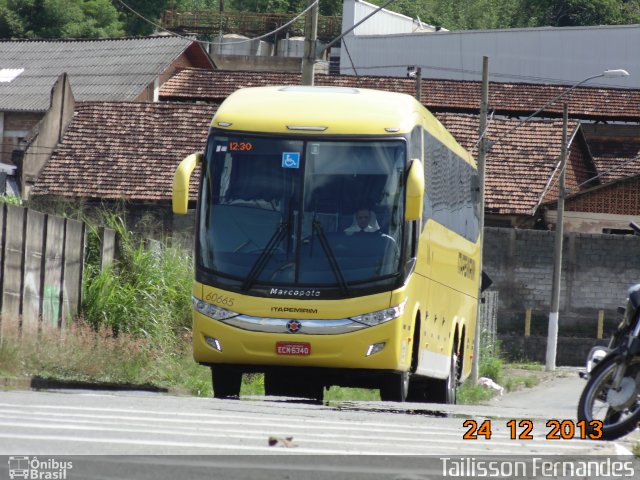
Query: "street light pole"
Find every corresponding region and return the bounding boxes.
[471,56,489,384]
[546,103,568,372]
[477,68,629,372]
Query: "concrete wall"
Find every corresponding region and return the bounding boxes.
[484,227,640,337]
[22,74,75,198]
[210,54,311,73]
[1,111,41,166]
[499,335,608,366]
[0,204,88,331]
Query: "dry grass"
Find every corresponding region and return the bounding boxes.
[0,318,212,395]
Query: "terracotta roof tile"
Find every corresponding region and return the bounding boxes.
[31,102,216,201]
[160,69,640,121]
[32,100,589,217]
[436,113,583,215]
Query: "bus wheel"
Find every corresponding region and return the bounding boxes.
[425,352,458,404]
[380,371,409,402]
[264,372,323,402]
[211,365,242,399]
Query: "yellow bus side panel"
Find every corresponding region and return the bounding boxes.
[413,219,480,380]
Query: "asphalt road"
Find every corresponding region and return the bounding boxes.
[0,369,638,479]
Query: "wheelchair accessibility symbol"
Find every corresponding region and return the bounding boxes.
[282,152,300,169]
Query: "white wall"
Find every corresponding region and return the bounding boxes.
[341,0,436,37]
[340,0,640,88]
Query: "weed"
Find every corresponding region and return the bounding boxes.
[82,214,193,342]
[0,195,21,206]
[505,374,540,392]
[457,381,496,404]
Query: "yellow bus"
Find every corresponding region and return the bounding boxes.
[173,86,481,403]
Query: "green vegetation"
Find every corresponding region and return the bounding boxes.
[0,194,21,206]
[0,320,214,396]
[2,0,640,39]
[0,212,211,395]
[82,215,192,340]
[0,0,125,38]
[370,0,640,30]
[456,347,543,404]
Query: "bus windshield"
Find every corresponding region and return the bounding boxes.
[198,135,406,292]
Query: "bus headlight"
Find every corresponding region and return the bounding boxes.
[192,296,239,321]
[350,299,406,327]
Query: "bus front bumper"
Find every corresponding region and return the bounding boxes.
[192,311,412,371]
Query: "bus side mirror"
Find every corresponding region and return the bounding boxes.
[405,159,424,221]
[173,153,202,214]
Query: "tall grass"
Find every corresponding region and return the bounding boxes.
[0,212,211,394]
[82,215,193,346]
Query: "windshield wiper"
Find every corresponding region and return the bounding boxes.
[313,220,349,296]
[242,222,288,291]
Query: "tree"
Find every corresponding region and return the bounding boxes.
[116,0,170,36]
[0,4,25,37]
[514,0,623,27]
[0,0,124,38]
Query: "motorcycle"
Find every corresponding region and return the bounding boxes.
[577,222,640,440]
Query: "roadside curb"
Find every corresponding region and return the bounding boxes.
[0,376,190,395]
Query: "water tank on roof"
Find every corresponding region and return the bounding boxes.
[211,34,272,56]
[277,36,306,58]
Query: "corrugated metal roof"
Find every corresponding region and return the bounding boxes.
[0,36,195,112]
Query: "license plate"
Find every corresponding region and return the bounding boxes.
[276,342,311,356]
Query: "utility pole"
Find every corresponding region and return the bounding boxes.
[414,67,422,101]
[471,56,489,384]
[546,102,568,372]
[301,0,318,86]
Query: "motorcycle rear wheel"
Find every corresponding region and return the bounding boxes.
[577,354,640,440]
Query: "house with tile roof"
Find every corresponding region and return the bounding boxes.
[30,98,594,235]
[159,68,640,230]
[159,68,640,123]
[0,35,214,197]
[30,101,214,237]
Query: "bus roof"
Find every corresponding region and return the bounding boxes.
[212,86,473,164]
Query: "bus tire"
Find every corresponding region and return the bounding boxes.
[380,371,410,402]
[425,352,458,404]
[211,365,242,399]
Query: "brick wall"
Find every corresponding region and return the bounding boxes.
[565,176,640,215]
[484,227,640,337]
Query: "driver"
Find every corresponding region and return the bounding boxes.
[344,207,380,235]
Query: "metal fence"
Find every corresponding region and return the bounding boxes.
[479,290,499,356]
[161,10,342,41]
